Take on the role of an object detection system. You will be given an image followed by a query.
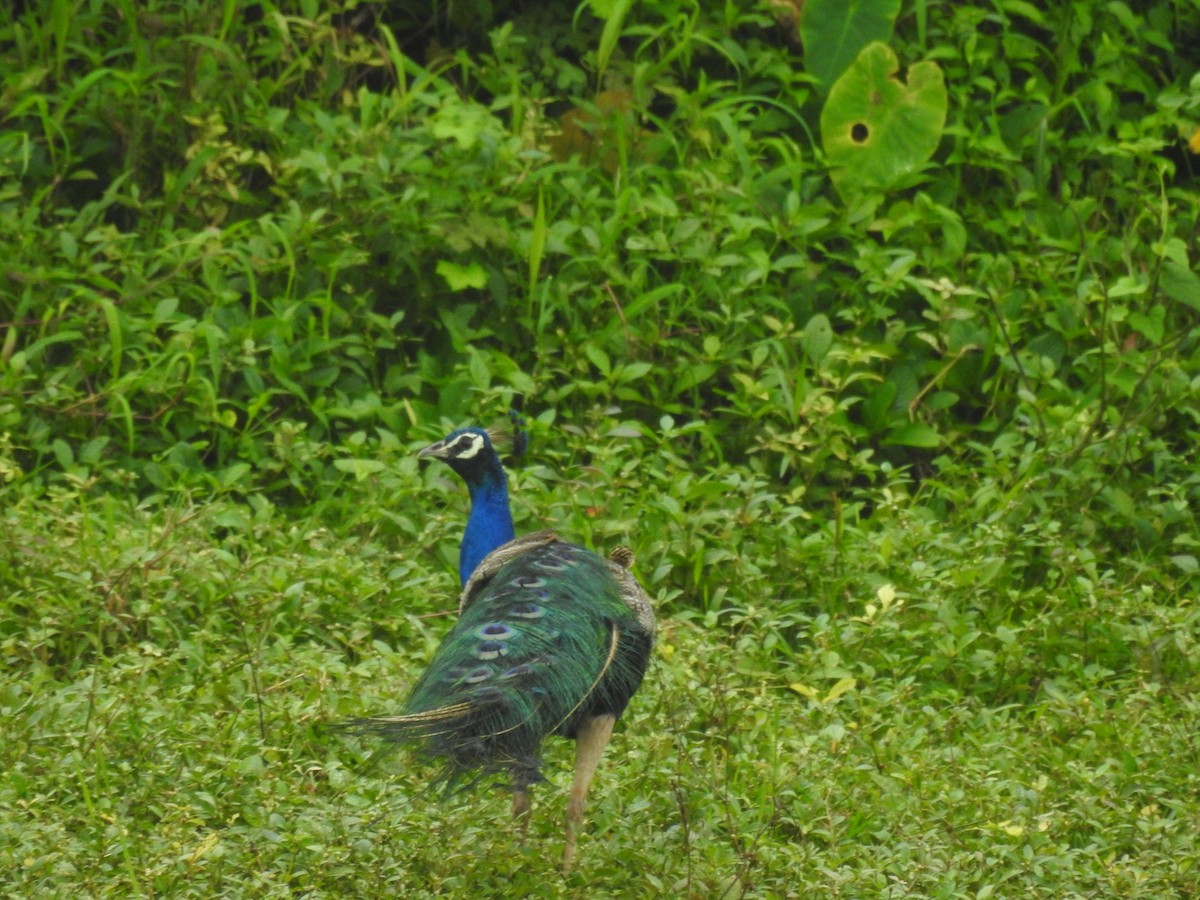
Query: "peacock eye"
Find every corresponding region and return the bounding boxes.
[449,432,485,459]
[475,641,508,660]
[461,666,492,683]
[508,603,545,619]
[477,623,515,639]
[513,575,546,588]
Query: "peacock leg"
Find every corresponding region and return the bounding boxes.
[512,788,531,841]
[563,713,616,872]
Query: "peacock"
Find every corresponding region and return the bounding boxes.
[345,426,655,869]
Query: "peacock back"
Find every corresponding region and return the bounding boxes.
[355,532,654,790]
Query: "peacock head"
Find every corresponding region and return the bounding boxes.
[418,427,505,488]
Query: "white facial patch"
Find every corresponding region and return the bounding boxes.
[450,432,486,459]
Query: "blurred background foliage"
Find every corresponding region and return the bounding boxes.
[3,2,1200,893]
[2,0,1198,622]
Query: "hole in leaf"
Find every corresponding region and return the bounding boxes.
[851,123,869,143]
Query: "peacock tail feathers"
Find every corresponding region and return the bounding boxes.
[346,537,654,790]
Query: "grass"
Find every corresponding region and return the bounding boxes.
[3,0,1200,895]
[3,461,1197,897]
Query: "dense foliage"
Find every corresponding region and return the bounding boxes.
[3,0,1199,895]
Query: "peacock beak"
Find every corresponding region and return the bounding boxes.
[417,439,450,460]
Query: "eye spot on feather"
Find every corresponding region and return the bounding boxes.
[513,575,546,589]
[475,640,509,660]
[462,666,492,683]
[477,623,515,639]
[508,602,545,619]
[500,664,534,680]
[531,557,571,572]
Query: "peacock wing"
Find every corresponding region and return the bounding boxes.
[458,530,559,613]
[349,539,650,789]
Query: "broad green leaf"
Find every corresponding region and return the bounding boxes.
[821,42,947,198]
[617,362,653,383]
[1172,554,1199,575]
[1106,487,1135,517]
[436,259,488,292]
[1108,275,1146,298]
[333,458,386,480]
[584,344,611,378]
[1127,306,1165,343]
[801,0,901,90]
[676,363,717,392]
[803,313,833,364]
[883,422,941,448]
[218,463,252,487]
[1160,261,1200,312]
[824,677,858,702]
[862,381,898,432]
[430,103,495,149]
[51,438,74,468]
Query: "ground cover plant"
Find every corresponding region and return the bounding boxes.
[2,0,1199,895]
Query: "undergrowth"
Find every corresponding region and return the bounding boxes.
[2,0,1199,895]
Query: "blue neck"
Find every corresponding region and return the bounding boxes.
[459,478,515,585]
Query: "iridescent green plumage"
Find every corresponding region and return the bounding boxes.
[344,426,655,869]
[352,534,653,791]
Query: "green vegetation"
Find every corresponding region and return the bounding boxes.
[3,0,1199,895]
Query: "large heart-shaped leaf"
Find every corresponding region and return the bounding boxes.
[820,42,947,198]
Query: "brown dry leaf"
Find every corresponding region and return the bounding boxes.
[546,90,654,172]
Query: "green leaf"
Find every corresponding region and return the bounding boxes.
[883,422,941,448]
[1108,275,1146,298]
[436,260,488,292]
[1160,261,1200,312]
[1127,306,1165,343]
[821,42,947,197]
[98,297,122,382]
[237,754,265,775]
[801,0,901,90]
[584,344,611,378]
[676,363,717,392]
[333,459,386,480]
[592,0,634,80]
[528,187,546,300]
[430,103,495,149]
[51,439,74,468]
[824,677,858,702]
[617,362,652,382]
[1171,554,1199,575]
[863,381,898,433]
[803,313,833,364]
[218,463,252,488]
